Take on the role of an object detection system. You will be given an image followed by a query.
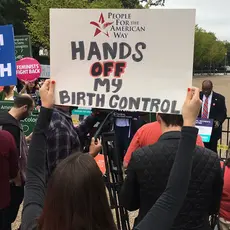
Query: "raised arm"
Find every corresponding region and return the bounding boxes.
[19,83,27,94]
[134,88,202,230]
[22,80,55,230]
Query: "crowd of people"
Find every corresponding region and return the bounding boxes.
[0,80,43,106]
[0,78,229,230]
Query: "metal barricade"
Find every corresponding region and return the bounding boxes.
[219,117,230,159]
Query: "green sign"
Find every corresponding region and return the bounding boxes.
[21,113,38,136]
[14,35,32,61]
[150,113,156,122]
[72,109,92,116]
[0,100,38,136]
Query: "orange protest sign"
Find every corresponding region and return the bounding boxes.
[95,154,106,175]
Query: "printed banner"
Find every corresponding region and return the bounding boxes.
[0,100,39,136]
[14,35,32,61]
[16,57,42,82]
[71,108,92,126]
[95,154,106,175]
[50,9,196,113]
[195,118,214,143]
[0,25,17,86]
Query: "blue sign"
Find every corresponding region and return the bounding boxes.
[0,25,17,86]
[195,118,214,143]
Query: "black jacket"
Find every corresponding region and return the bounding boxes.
[21,107,199,230]
[199,91,227,139]
[0,111,21,153]
[120,131,223,230]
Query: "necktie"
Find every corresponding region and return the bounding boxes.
[202,97,209,119]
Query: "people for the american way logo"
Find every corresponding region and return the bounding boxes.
[90,13,114,37]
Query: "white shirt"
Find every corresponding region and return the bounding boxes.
[4,95,14,100]
[202,92,213,119]
[115,118,130,127]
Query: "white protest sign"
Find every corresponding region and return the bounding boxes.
[50,9,196,113]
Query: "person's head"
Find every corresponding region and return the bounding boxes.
[69,106,79,114]
[27,81,36,91]
[156,113,183,133]
[202,80,213,97]
[9,94,35,120]
[3,85,15,95]
[38,152,116,230]
[55,105,71,112]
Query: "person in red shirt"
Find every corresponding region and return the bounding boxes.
[219,160,230,230]
[124,121,204,167]
[0,130,19,230]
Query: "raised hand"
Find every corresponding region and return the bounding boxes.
[39,79,55,109]
[89,137,102,158]
[182,87,202,127]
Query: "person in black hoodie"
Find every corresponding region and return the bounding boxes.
[0,94,34,229]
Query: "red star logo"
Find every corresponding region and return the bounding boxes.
[90,13,114,37]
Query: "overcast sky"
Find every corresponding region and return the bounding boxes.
[155,0,230,41]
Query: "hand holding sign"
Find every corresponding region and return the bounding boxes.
[39,79,55,109]
[21,80,29,87]
[182,87,202,127]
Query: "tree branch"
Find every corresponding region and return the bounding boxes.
[140,0,165,6]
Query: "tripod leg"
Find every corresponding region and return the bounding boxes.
[102,132,131,230]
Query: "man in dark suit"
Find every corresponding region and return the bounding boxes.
[199,80,227,153]
[120,113,223,230]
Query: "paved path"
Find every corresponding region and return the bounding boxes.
[193,76,230,112]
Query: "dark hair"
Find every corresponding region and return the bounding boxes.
[3,86,11,95]
[38,152,116,230]
[26,84,36,94]
[14,95,34,109]
[202,80,213,88]
[158,113,183,127]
